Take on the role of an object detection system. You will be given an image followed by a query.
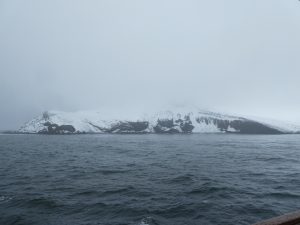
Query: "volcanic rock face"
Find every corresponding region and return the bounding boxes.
[154,115,194,133]
[196,117,282,134]
[18,109,300,134]
[38,122,76,134]
[227,120,282,134]
[97,121,149,134]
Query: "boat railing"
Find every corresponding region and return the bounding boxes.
[253,210,300,225]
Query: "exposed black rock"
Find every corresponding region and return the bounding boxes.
[128,121,149,132]
[39,122,76,134]
[216,120,230,131]
[153,116,195,133]
[88,121,149,133]
[59,125,76,133]
[88,122,104,132]
[153,125,180,134]
[157,119,174,128]
[153,119,180,133]
[180,122,194,133]
[174,115,194,133]
[195,117,283,134]
[110,121,149,133]
[44,121,52,126]
[107,121,149,133]
[228,120,283,134]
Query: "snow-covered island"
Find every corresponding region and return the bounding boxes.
[18,108,300,135]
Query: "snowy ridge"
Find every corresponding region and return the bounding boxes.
[19,108,300,134]
[247,116,300,133]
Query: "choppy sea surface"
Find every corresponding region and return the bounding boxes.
[1,134,300,225]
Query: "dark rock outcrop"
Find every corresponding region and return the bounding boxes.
[95,121,149,133]
[179,115,194,133]
[59,125,76,133]
[39,122,76,134]
[154,119,180,133]
[110,121,149,133]
[195,117,283,134]
[228,120,283,134]
[154,115,195,134]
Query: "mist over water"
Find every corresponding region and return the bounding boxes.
[1,0,300,130]
[1,134,300,225]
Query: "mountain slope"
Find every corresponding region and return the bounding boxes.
[19,109,300,134]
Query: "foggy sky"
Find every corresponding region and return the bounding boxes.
[1,0,300,130]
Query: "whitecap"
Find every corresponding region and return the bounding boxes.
[0,196,12,203]
[139,217,154,225]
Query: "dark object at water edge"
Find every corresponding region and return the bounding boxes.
[253,210,300,225]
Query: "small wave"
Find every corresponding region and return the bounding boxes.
[101,186,153,198]
[139,217,158,225]
[75,190,99,196]
[188,182,231,195]
[151,204,196,218]
[248,172,265,176]
[94,169,130,175]
[265,192,300,199]
[168,174,195,184]
[103,186,134,195]
[0,196,12,203]
[22,197,62,209]
[255,157,285,162]
[234,203,277,216]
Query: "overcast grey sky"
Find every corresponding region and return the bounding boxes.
[0,0,300,130]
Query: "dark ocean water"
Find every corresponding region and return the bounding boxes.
[1,134,300,225]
